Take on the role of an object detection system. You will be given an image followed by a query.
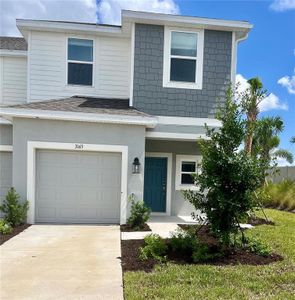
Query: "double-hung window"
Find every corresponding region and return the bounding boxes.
[175,155,201,190]
[67,38,93,86]
[163,27,204,89]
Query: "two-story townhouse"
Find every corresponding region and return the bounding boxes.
[0,10,252,224]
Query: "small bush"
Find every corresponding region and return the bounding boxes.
[170,227,198,255]
[0,219,13,235]
[0,188,29,227]
[139,234,167,262]
[170,228,222,263]
[257,180,295,211]
[233,235,272,257]
[127,196,151,230]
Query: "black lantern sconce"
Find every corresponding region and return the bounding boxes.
[132,157,141,174]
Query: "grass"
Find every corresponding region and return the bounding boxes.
[258,180,295,211]
[124,209,295,300]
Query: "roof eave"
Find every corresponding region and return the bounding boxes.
[0,108,157,128]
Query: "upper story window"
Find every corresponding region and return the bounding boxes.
[67,38,93,86]
[163,27,204,90]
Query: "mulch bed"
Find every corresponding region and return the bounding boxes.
[248,217,275,226]
[121,224,283,272]
[0,224,31,246]
[120,223,151,232]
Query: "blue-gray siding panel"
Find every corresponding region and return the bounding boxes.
[133,24,232,118]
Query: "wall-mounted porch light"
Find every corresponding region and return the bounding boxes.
[132,157,141,174]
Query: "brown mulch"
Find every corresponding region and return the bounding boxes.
[120,223,151,232]
[0,224,31,245]
[121,224,283,273]
[248,217,275,226]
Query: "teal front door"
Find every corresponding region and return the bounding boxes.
[144,157,167,212]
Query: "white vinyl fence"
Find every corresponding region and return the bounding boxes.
[268,166,295,183]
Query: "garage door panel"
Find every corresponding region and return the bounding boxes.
[35,150,121,224]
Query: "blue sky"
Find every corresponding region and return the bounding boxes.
[1,0,294,164]
[176,0,295,163]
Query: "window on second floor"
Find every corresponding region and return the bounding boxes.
[163,27,204,90]
[67,38,93,86]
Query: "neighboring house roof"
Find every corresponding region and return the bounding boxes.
[8,96,149,117]
[0,37,27,51]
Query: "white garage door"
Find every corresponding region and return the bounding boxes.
[35,150,121,224]
[0,151,12,217]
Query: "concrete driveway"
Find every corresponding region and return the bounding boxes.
[0,225,123,300]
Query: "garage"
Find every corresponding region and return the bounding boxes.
[35,149,122,224]
[0,151,12,214]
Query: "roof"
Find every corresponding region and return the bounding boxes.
[0,37,27,51]
[8,96,150,117]
[16,10,252,39]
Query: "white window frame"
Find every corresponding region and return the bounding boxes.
[175,155,201,190]
[66,37,94,87]
[163,26,204,90]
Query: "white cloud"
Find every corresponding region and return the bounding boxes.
[259,93,288,112]
[0,0,98,36]
[0,0,179,36]
[235,74,288,112]
[270,0,295,11]
[97,0,179,25]
[278,70,295,94]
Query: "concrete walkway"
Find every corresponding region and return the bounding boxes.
[0,225,123,300]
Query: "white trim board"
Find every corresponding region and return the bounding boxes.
[0,145,13,152]
[146,131,209,141]
[0,108,157,128]
[27,141,128,224]
[145,152,172,216]
[157,115,222,127]
[0,50,27,57]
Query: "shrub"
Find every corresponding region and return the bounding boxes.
[0,219,13,235]
[170,227,198,255]
[170,228,222,263]
[139,234,167,262]
[127,195,151,230]
[232,235,272,257]
[257,180,295,211]
[0,188,29,227]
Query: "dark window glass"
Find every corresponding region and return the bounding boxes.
[68,63,92,86]
[181,162,196,172]
[181,174,194,184]
[68,38,93,62]
[171,32,197,57]
[170,58,196,82]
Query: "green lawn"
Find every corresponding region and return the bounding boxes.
[124,209,295,300]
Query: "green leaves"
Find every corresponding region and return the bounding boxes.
[183,86,262,245]
[0,188,29,227]
[127,196,151,230]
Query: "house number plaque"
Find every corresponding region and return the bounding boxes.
[75,144,84,149]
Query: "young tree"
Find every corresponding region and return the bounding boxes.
[183,88,262,245]
[291,137,295,144]
[241,77,268,156]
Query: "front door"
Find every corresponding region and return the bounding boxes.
[144,157,167,213]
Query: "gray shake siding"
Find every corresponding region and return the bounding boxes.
[133,24,232,118]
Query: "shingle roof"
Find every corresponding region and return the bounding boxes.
[0,37,27,51]
[9,96,150,117]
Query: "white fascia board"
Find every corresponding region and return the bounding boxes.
[0,50,27,57]
[0,117,12,124]
[0,108,157,128]
[0,145,13,152]
[16,19,123,36]
[122,10,252,33]
[146,131,209,141]
[157,116,222,127]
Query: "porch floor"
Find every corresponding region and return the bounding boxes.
[121,215,198,240]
